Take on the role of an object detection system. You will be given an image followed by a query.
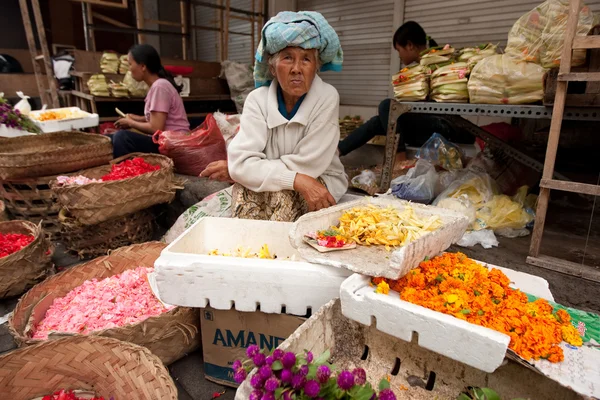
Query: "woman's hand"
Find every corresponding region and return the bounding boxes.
[294,173,336,212]
[200,160,233,183]
[115,117,133,129]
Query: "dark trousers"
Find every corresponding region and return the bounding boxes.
[109,130,160,158]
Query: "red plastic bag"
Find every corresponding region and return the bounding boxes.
[153,113,227,176]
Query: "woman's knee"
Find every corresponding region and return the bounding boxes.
[378,98,392,117]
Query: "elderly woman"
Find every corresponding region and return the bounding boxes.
[202,11,347,222]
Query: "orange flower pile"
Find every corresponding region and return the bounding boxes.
[372,252,582,363]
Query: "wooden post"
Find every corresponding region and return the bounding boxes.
[18,0,50,106]
[31,0,60,108]
[251,0,255,62]
[180,0,189,60]
[86,3,96,51]
[223,0,230,60]
[218,0,223,62]
[134,0,145,44]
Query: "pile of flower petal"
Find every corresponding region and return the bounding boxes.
[56,175,101,186]
[430,62,470,103]
[0,233,34,258]
[373,252,583,362]
[101,157,160,181]
[32,267,174,339]
[336,204,443,250]
[42,389,106,400]
[208,244,297,260]
[392,64,429,101]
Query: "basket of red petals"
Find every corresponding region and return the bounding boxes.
[50,153,180,225]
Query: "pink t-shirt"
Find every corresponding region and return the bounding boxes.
[144,78,190,133]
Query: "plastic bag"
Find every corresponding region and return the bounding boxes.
[457,229,499,249]
[505,0,594,67]
[351,169,379,196]
[391,160,438,204]
[468,54,545,105]
[416,133,463,170]
[153,113,227,176]
[14,91,31,115]
[213,111,241,148]
[437,195,476,225]
[473,195,534,231]
[220,60,255,113]
[434,171,496,207]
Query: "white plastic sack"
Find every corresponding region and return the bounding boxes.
[213,111,241,148]
[14,91,31,115]
[220,60,255,114]
[457,229,499,249]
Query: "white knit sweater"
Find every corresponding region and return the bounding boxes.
[227,75,348,202]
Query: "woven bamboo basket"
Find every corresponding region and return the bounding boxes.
[0,200,8,221]
[0,335,178,400]
[0,131,112,180]
[9,242,200,365]
[51,153,179,225]
[0,174,64,238]
[59,208,155,259]
[0,220,54,299]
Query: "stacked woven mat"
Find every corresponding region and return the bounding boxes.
[50,152,180,258]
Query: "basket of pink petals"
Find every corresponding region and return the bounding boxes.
[8,241,200,365]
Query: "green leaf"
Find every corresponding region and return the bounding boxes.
[460,309,471,314]
[307,364,317,380]
[457,394,471,400]
[275,388,284,398]
[477,310,485,316]
[479,388,501,400]
[271,360,283,371]
[492,299,501,305]
[378,378,390,391]
[354,386,376,400]
[314,349,331,364]
[435,274,445,282]
[474,290,481,296]
[424,256,430,261]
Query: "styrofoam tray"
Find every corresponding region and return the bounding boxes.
[290,197,470,279]
[29,107,99,133]
[339,259,555,373]
[0,124,36,137]
[154,217,352,315]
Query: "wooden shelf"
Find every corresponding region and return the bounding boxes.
[71,90,230,102]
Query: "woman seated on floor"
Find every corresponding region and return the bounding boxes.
[201,11,347,222]
[111,44,189,158]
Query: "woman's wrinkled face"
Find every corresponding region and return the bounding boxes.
[128,53,144,81]
[273,47,318,99]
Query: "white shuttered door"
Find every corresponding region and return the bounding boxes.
[297,0,397,106]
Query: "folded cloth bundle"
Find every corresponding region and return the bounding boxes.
[118,54,130,74]
[458,44,498,70]
[123,71,149,97]
[430,62,470,103]
[87,74,110,97]
[253,11,343,88]
[100,52,119,74]
[109,81,129,98]
[420,44,455,68]
[468,54,545,105]
[392,64,429,101]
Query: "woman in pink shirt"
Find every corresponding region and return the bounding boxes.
[112,44,190,157]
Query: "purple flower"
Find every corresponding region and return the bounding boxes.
[247,345,260,358]
[316,365,331,383]
[250,374,264,389]
[265,356,274,366]
[253,353,266,367]
[264,377,280,392]
[303,379,321,397]
[291,373,306,390]
[337,370,355,391]
[259,365,273,380]
[352,368,367,385]
[378,389,397,400]
[249,390,263,400]
[305,351,314,363]
[261,393,275,400]
[282,352,296,369]
[280,369,293,384]
[233,368,247,384]
[232,360,242,371]
[299,365,309,377]
[273,349,284,360]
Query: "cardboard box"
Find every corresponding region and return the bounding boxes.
[200,307,305,387]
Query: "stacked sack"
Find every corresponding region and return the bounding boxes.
[430,62,470,103]
[392,64,430,101]
[123,71,149,97]
[100,53,119,74]
[109,82,129,98]
[118,55,130,74]
[87,74,110,97]
[458,44,498,70]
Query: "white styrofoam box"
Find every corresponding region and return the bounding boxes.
[0,124,36,137]
[154,217,352,315]
[290,197,470,279]
[339,259,555,373]
[29,107,99,133]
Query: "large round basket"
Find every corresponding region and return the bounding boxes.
[0,220,53,299]
[8,242,200,365]
[0,131,112,180]
[59,208,155,259]
[0,335,177,400]
[51,153,179,225]
[0,200,8,221]
[0,174,65,238]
